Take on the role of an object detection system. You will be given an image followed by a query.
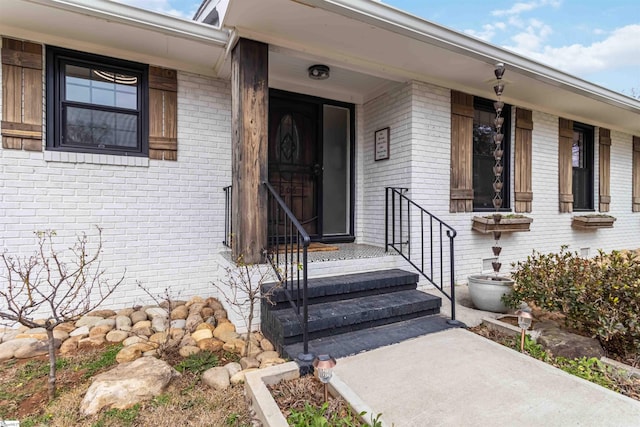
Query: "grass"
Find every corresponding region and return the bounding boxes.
[0,344,253,426]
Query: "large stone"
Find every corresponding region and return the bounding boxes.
[197,338,224,352]
[106,330,129,343]
[208,298,224,311]
[171,305,188,320]
[215,330,239,344]
[70,325,90,338]
[214,309,228,321]
[185,314,203,332]
[536,321,605,359]
[78,335,106,350]
[239,356,260,370]
[213,322,236,340]
[170,319,186,330]
[15,331,48,341]
[202,366,230,391]
[0,329,20,343]
[186,296,205,306]
[230,368,258,385]
[116,315,132,331]
[189,302,206,316]
[115,342,157,364]
[260,338,275,352]
[224,362,242,378]
[201,307,214,319]
[196,322,216,332]
[75,316,104,328]
[179,345,201,357]
[169,328,185,341]
[90,324,114,337]
[81,356,179,415]
[87,309,117,318]
[149,332,169,345]
[130,310,148,324]
[260,357,286,369]
[151,317,168,333]
[54,322,77,334]
[53,329,69,341]
[191,329,213,343]
[60,336,81,354]
[145,307,169,319]
[117,308,135,317]
[179,334,197,348]
[96,318,116,328]
[122,336,148,347]
[14,340,49,358]
[256,351,279,362]
[0,338,38,361]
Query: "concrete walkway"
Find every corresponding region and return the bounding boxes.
[334,328,640,426]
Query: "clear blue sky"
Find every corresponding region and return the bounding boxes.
[116,0,640,96]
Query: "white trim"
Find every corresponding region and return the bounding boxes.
[24,0,229,46]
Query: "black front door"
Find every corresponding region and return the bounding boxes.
[268,90,354,241]
[269,95,321,237]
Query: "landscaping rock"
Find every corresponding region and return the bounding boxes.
[197,338,224,352]
[75,316,103,328]
[185,314,203,332]
[224,362,242,378]
[149,332,169,345]
[260,338,275,352]
[256,350,279,362]
[145,307,168,319]
[69,325,90,338]
[53,330,69,341]
[202,366,230,391]
[214,309,228,321]
[117,308,135,317]
[171,305,188,320]
[196,322,216,332]
[15,340,49,359]
[230,368,257,384]
[179,345,201,357]
[122,336,148,347]
[0,338,38,361]
[78,335,106,350]
[59,336,81,354]
[260,357,286,369]
[81,356,179,415]
[179,334,197,348]
[130,310,148,324]
[106,330,129,343]
[1,329,20,343]
[240,356,260,370]
[191,329,213,342]
[96,318,116,328]
[536,320,605,359]
[188,302,206,316]
[213,322,236,339]
[151,317,168,333]
[201,307,214,319]
[170,319,186,330]
[87,309,116,318]
[90,324,114,337]
[116,315,132,331]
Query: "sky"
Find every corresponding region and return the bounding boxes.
[114,0,640,97]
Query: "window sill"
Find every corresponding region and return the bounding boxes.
[44,151,149,167]
[471,215,533,234]
[571,214,616,230]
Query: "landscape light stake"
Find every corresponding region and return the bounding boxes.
[313,354,336,402]
[515,309,533,352]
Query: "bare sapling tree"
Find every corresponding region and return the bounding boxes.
[212,255,282,355]
[0,227,124,400]
[135,282,181,357]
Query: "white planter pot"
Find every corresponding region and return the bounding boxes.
[467,274,514,313]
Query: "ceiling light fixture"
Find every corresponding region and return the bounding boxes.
[308,64,330,80]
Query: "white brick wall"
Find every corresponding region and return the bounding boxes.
[0,70,233,310]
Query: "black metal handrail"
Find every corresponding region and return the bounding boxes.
[385,187,460,323]
[264,181,312,360]
[223,185,232,248]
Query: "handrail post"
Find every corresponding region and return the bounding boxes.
[385,187,389,252]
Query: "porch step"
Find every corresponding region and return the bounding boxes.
[260,269,444,357]
[264,268,420,308]
[282,314,454,359]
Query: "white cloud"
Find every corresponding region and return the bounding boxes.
[112,0,195,19]
[505,24,640,74]
[492,0,561,17]
[465,23,503,41]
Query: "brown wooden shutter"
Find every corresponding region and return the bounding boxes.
[558,118,574,212]
[149,66,177,160]
[633,136,640,212]
[1,38,42,151]
[514,108,533,213]
[450,90,474,212]
[598,128,611,212]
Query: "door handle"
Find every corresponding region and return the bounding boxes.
[312,163,323,176]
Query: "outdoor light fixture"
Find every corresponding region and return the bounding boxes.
[515,309,534,352]
[313,354,336,402]
[308,64,330,80]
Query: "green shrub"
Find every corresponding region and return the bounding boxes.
[505,247,640,356]
[175,351,219,374]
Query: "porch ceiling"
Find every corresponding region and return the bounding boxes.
[0,0,227,77]
[224,0,640,134]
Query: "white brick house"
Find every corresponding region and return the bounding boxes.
[1,0,639,316]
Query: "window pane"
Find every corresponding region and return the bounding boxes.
[473,109,500,210]
[91,88,116,107]
[65,64,138,109]
[573,131,584,168]
[65,106,137,148]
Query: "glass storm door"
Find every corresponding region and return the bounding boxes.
[268,91,353,240]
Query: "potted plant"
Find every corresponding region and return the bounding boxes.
[467,63,514,313]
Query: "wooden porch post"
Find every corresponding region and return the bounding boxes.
[231,38,269,264]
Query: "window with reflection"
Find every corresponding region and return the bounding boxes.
[572,123,594,210]
[47,46,148,156]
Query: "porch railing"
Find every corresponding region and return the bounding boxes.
[223,185,232,248]
[385,187,461,323]
[264,182,312,361]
